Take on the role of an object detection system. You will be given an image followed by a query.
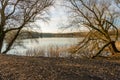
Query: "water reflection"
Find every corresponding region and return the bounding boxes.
[7,38,78,56]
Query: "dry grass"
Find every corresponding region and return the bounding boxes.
[25,45,75,57]
[25,48,45,56]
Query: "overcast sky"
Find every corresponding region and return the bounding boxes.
[35,0,68,33]
[33,0,120,33]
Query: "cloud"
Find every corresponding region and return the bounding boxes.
[35,0,68,33]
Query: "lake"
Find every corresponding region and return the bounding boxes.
[7,38,79,57]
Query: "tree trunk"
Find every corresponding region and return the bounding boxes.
[92,42,111,58]
[110,41,120,55]
[3,29,21,54]
[92,41,120,58]
[0,32,5,53]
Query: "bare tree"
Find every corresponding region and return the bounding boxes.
[66,0,120,58]
[0,0,54,54]
[115,0,120,8]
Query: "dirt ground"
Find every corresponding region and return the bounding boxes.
[0,54,120,80]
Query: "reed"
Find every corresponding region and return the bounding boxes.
[25,45,75,57]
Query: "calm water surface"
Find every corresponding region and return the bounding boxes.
[8,38,79,56]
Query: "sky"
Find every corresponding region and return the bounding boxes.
[35,0,68,33]
[33,0,120,33]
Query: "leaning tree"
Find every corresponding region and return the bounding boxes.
[0,0,54,54]
[66,0,120,58]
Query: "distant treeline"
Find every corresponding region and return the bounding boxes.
[16,30,120,39]
[19,31,88,39]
